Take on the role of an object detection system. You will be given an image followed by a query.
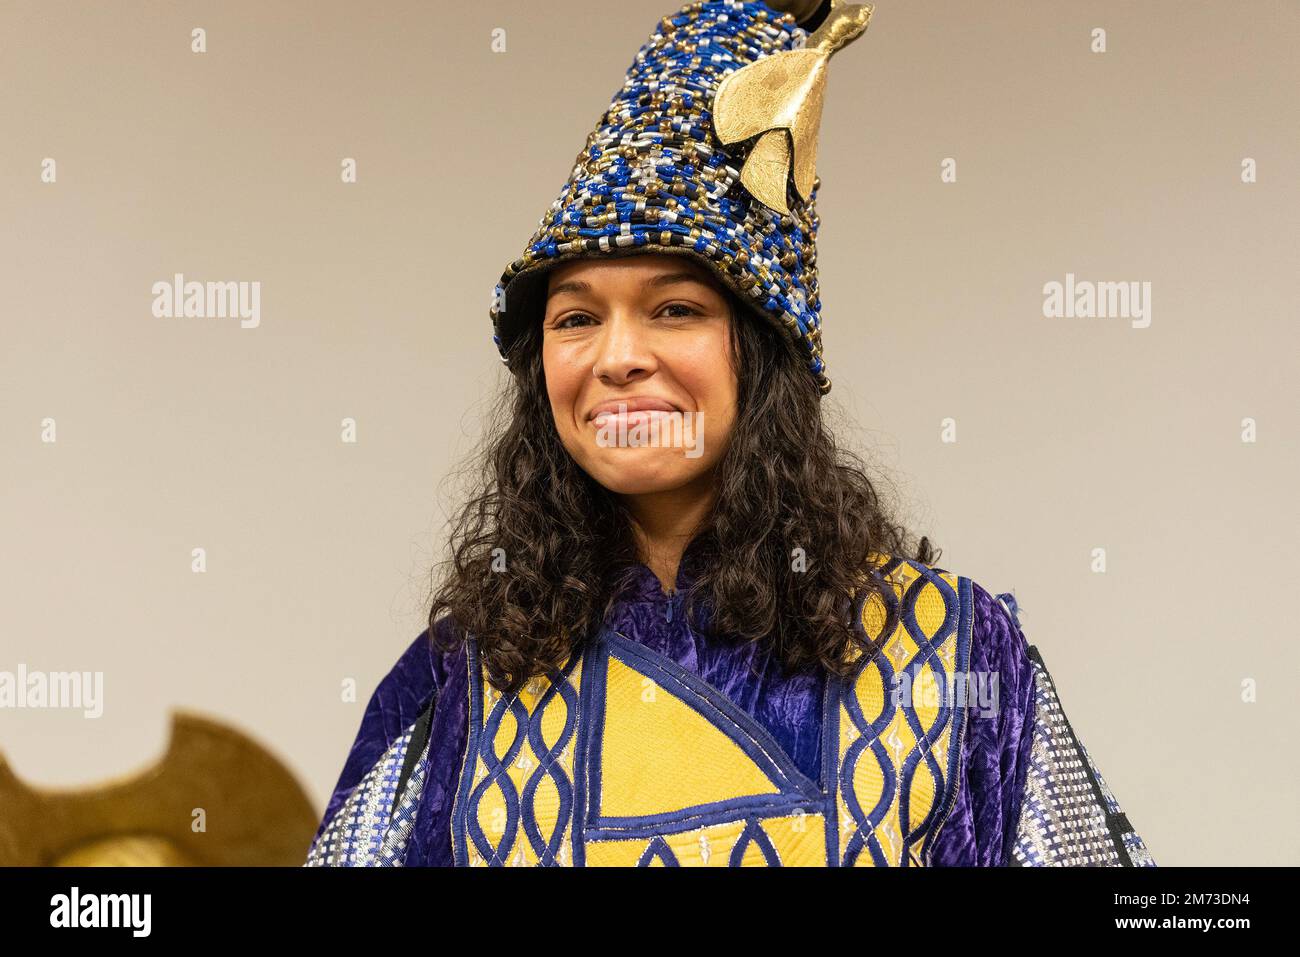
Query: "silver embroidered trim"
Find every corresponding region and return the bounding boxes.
[378,733,430,866]
[1011,654,1155,867]
[304,721,432,867]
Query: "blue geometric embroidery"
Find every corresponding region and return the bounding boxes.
[452,643,582,867]
[730,818,781,867]
[637,836,679,867]
[520,672,579,864]
[831,562,969,867]
[583,630,824,840]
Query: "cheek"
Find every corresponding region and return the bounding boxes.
[670,334,739,441]
[542,342,580,417]
[679,327,735,396]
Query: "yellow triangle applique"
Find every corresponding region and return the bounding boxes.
[597,655,786,818]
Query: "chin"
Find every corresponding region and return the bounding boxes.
[580,450,709,496]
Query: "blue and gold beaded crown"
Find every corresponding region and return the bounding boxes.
[489,0,874,396]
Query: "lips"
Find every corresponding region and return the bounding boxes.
[587,396,681,421]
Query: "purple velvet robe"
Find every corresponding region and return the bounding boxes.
[309,560,1041,866]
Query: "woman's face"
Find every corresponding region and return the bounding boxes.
[541,253,738,497]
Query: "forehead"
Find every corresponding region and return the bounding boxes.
[545,253,720,294]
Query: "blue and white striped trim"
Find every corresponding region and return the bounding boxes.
[1011,649,1155,867]
[304,722,431,867]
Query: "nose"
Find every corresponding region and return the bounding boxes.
[591,310,656,385]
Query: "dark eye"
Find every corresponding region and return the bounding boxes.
[661,303,698,318]
[554,312,595,329]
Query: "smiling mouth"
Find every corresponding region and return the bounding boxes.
[586,398,682,423]
[590,409,678,428]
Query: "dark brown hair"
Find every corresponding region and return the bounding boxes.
[428,284,937,696]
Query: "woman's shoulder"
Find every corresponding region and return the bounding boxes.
[339,616,465,741]
[862,552,1158,866]
[380,616,466,712]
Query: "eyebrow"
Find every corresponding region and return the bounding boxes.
[547,271,709,300]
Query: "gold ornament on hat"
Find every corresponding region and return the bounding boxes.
[712,0,874,215]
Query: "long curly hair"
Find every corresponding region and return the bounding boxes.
[428,289,938,696]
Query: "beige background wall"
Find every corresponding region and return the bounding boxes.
[2,0,1295,865]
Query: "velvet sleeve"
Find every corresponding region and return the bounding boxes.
[927,581,1037,865]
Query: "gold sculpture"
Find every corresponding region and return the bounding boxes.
[0,710,319,866]
[713,0,874,215]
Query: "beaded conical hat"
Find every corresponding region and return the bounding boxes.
[489,0,874,396]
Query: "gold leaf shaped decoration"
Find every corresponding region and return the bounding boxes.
[713,0,874,215]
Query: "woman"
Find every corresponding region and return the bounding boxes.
[306,0,1154,867]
